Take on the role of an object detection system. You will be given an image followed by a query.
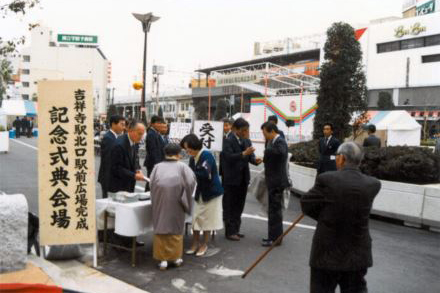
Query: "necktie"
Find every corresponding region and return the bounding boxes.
[131,145,136,162]
[325,137,329,146]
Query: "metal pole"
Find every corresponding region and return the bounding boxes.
[264,74,268,121]
[208,75,212,121]
[156,74,160,114]
[241,88,244,113]
[141,28,148,124]
[111,87,115,105]
[299,83,303,142]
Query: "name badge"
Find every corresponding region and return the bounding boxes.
[330,155,336,160]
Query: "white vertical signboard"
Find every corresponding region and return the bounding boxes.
[169,122,192,143]
[194,120,224,152]
[38,80,96,245]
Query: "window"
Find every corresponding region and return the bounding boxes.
[422,54,440,63]
[22,69,30,75]
[377,34,440,54]
[185,103,189,111]
[23,55,30,62]
[411,112,416,117]
[377,41,400,53]
[428,112,433,117]
[22,82,30,87]
[22,94,29,100]
[181,103,184,111]
[425,34,440,46]
[400,37,424,50]
[420,111,425,116]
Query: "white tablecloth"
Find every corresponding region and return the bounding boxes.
[96,198,193,237]
[96,198,153,237]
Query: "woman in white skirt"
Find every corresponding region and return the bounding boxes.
[181,134,223,257]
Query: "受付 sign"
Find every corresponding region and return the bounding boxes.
[38,80,96,245]
[194,120,223,152]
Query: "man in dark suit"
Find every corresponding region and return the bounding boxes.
[13,117,21,138]
[219,118,233,183]
[98,115,125,198]
[27,117,34,138]
[21,117,29,137]
[108,120,146,247]
[159,122,169,145]
[143,115,166,190]
[109,120,146,193]
[301,142,381,293]
[222,118,262,241]
[363,124,381,148]
[268,115,285,139]
[261,122,289,247]
[317,123,340,175]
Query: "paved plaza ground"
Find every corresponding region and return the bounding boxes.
[1,137,439,293]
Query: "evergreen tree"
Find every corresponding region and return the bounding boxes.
[313,22,368,141]
[377,91,394,110]
[214,99,228,120]
[106,104,117,124]
[195,100,209,120]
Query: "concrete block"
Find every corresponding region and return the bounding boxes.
[372,180,425,224]
[422,185,440,231]
[290,162,317,195]
[0,193,28,273]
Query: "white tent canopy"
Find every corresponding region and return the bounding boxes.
[0,100,27,116]
[367,110,421,146]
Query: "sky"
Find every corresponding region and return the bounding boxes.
[2,0,405,98]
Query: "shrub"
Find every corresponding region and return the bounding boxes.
[288,142,440,184]
[360,146,440,184]
[289,140,319,168]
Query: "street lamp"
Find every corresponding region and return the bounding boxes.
[132,12,160,124]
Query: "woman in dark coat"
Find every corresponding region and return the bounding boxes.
[181,134,223,257]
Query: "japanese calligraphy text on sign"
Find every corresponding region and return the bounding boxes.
[38,80,96,245]
[169,122,192,141]
[194,120,223,152]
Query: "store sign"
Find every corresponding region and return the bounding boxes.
[417,0,435,16]
[57,34,98,44]
[394,22,427,38]
[216,72,261,86]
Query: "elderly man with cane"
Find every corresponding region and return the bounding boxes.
[301,142,381,293]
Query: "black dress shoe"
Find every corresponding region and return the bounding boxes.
[261,239,282,247]
[237,233,245,238]
[226,234,240,241]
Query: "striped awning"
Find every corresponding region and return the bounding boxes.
[409,110,440,121]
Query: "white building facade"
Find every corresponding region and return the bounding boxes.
[18,25,110,117]
[357,12,440,110]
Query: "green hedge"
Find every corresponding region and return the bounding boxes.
[289,140,440,184]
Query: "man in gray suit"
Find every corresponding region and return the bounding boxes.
[363,124,381,148]
[301,142,381,293]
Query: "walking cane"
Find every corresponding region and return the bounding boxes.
[241,213,305,279]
